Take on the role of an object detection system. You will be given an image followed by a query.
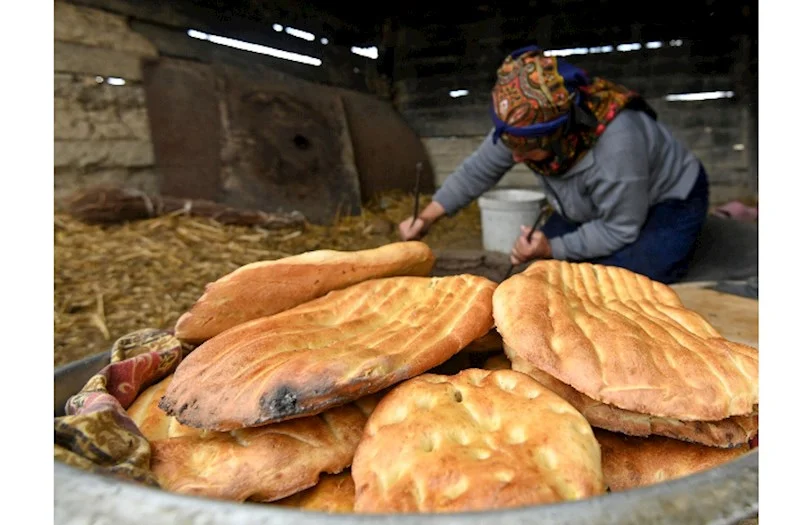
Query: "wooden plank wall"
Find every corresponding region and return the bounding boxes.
[53,0,391,208]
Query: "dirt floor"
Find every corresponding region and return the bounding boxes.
[54,191,485,367]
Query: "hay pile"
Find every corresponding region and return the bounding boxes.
[54,192,484,366]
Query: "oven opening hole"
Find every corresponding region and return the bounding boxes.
[293,134,311,150]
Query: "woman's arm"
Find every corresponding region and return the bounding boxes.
[432,130,517,216]
[399,129,516,240]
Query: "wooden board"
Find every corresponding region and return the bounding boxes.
[671,282,759,348]
[142,58,222,201]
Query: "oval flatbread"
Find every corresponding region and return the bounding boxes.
[351,368,604,513]
[127,374,377,503]
[161,274,497,430]
[175,241,436,343]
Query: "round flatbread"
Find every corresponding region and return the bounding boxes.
[493,260,758,421]
[352,368,604,513]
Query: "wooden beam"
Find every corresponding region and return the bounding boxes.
[54,40,146,80]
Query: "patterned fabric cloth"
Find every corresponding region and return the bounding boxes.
[54,328,188,487]
[491,47,656,177]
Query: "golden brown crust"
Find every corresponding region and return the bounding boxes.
[161,274,497,431]
[351,368,604,513]
[127,375,376,503]
[493,261,758,421]
[507,349,757,448]
[126,375,206,440]
[174,241,436,343]
[149,398,375,503]
[594,429,751,492]
[274,472,355,512]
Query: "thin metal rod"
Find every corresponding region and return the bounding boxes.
[502,204,550,280]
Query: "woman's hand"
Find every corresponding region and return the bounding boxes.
[398,216,430,241]
[397,201,446,241]
[510,225,552,265]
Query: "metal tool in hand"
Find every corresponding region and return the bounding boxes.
[412,161,422,225]
[501,203,552,280]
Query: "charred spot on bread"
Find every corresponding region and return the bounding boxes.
[261,386,299,418]
[157,398,171,412]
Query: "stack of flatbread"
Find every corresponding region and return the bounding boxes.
[128,241,518,508]
[492,260,758,490]
[118,246,757,512]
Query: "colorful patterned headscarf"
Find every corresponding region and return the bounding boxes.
[490,45,656,177]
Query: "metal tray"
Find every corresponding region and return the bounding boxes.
[54,351,758,525]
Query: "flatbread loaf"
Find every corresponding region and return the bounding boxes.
[351,368,604,513]
[493,261,758,421]
[161,274,497,431]
[127,374,377,502]
[507,348,757,448]
[594,429,751,492]
[150,397,377,502]
[175,241,436,343]
[275,472,355,513]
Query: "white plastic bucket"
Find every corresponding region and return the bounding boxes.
[477,188,546,254]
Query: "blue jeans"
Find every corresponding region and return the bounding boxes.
[540,166,709,284]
